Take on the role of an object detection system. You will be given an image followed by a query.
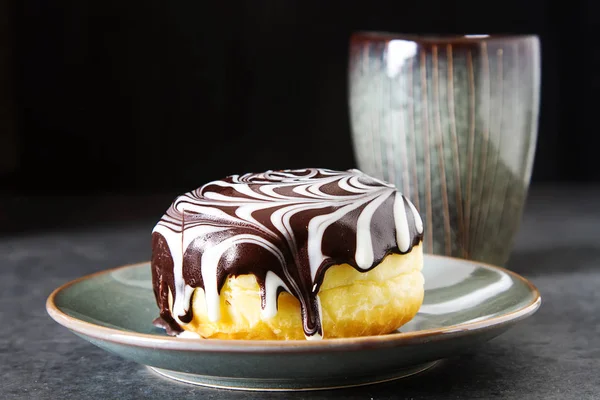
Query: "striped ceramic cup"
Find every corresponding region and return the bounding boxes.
[349,33,540,266]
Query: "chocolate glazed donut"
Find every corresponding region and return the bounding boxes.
[151,168,423,340]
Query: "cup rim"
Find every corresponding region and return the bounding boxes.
[350,31,538,43]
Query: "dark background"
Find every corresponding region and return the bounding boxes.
[2,5,600,399]
[1,0,597,197]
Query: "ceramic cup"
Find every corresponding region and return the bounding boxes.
[349,33,540,266]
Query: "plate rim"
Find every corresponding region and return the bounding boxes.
[46,254,541,353]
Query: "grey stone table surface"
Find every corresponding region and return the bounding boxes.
[1,185,599,399]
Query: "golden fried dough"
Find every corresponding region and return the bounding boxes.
[174,244,423,340]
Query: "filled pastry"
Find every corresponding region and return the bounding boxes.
[151,168,424,340]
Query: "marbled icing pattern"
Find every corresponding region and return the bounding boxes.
[151,168,423,339]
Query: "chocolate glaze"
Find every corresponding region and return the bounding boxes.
[151,168,423,339]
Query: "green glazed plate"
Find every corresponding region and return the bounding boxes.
[46,255,541,391]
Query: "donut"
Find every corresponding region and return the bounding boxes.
[151,168,424,340]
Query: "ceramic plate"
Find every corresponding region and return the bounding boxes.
[46,255,541,391]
